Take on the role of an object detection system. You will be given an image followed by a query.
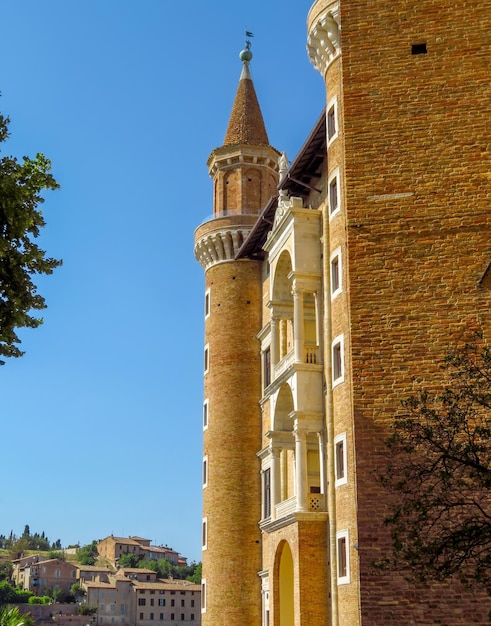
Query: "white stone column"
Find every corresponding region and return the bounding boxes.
[270,316,279,368]
[292,285,304,363]
[294,425,308,512]
[270,447,281,520]
[317,431,326,510]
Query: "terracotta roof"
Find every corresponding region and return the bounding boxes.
[132,579,200,592]
[223,61,269,147]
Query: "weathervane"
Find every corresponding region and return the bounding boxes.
[245,30,254,51]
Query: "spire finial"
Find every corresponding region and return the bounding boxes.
[240,30,254,63]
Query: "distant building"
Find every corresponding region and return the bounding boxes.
[82,572,200,626]
[97,536,185,567]
[20,558,77,595]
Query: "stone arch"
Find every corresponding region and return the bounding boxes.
[272,250,293,303]
[272,383,294,432]
[274,540,295,626]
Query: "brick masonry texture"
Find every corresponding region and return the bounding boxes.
[327,0,491,623]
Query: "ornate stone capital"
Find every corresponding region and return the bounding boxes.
[307,3,340,75]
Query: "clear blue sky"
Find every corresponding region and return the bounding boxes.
[0,0,323,564]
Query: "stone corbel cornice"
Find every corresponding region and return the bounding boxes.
[307,3,341,75]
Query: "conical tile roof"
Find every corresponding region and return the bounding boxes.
[223,60,269,146]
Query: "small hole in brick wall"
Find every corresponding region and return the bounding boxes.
[412,43,427,55]
[232,276,236,280]
[247,300,250,304]
[217,303,221,307]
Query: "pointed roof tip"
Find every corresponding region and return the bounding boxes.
[223,51,270,147]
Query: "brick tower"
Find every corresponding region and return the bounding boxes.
[194,44,280,626]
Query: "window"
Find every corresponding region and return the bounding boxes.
[181,599,185,607]
[150,613,154,620]
[334,432,348,487]
[139,614,144,620]
[160,614,164,620]
[158,599,165,607]
[336,530,350,584]
[205,288,210,318]
[201,580,206,613]
[203,400,209,430]
[202,518,208,550]
[263,347,271,389]
[328,169,340,217]
[327,97,338,143]
[203,456,208,488]
[138,599,146,606]
[171,614,175,621]
[204,344,209,373]
[330,247,342,298]
[171,599,175,607]
[191,614,195,621]
[263,467,271,519]
[191,600,195,607]
[181,613,185,620]
[332,335,344,386]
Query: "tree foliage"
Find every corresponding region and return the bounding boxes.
[381,335,491,590]
[76,541,98,566]
[0,112,61,365]
[0,606,34,626]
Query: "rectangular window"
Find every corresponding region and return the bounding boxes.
[328,169,340,217]
[203,456,208,488]
[191,614,195,621]
[263,347,271,389]
[171,599,175,607]
[181,614,185,621]
[201,580,206,613]
[330,247,342,298]
[327,97,338,143]
[204,344,209,373]
[181,599,185,607]
[171,614,175,621]
[263,467,271,519]
[337,530,350,584]
[160,614,164,620]
[202,518,208,550]
[205,289,210,318]
[191,600,194,608]
[332,335,344,386]
[159,599,165,607]
[138,599,146,606]
[150,613,154,620]
[334,432,348,487]
[203,400,209,430]
[150,599,154,606]
[139,614,144,620]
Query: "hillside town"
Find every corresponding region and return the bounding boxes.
[3,536,200,626]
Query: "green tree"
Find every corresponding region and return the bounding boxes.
[0,112,61,365]
[77,541,98,566]
[186,562,201,584]
[0,606,33,626]
[381,336,491,590]
[69,582,85,601]
[118,553,142,568]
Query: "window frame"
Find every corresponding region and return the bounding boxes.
[332,334,345,387]
[202,517,208,551]
[336,529,350,585]
[328,168,341,218]
[203,456,208,488]
[327,96,338,144]
[330,246,342,299]
[334,432,348,487]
